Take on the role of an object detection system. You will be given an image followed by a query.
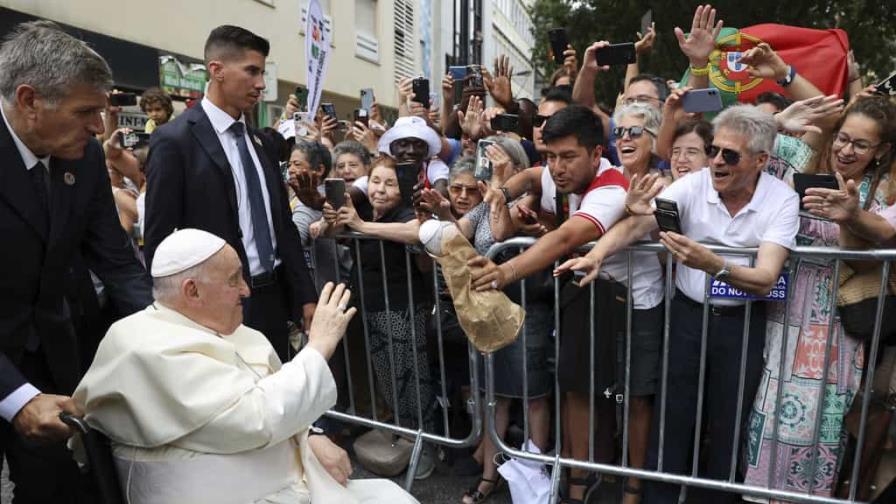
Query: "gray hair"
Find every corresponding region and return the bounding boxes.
[292,140,332,173]
[712,104,777,155]
[613,103,662,133]
[151,262,211,304]
[484,135,531,170]
[333,140,372,167]
[0,21,113,104]
[449,155,476,181]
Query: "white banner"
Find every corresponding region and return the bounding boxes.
[304,0,331,117]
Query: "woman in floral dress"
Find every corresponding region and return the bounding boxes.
[745,96,896,500]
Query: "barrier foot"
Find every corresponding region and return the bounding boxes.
[403,431,425,492]
[549,453,562,504]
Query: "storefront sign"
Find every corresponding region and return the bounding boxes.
[159,55,207,99]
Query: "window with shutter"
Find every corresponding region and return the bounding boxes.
[393,0,417,82]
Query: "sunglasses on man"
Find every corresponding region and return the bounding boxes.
[533,114,550,127]
[705,145,742,166]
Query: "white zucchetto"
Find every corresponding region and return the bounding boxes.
[151,229,227,278]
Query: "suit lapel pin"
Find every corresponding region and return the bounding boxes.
[252,135,263,147]
[64,172,76,186]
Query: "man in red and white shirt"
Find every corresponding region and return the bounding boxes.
[469,104,627,501]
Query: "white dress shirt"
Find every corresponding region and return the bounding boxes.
[657,169,799,305]
[201,98,279,276]
[0,104,47,421]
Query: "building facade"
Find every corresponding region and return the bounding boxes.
[0,0,429,125]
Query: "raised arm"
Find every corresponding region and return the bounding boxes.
[676,4,723,90]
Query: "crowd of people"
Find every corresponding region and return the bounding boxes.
[2,3,896,504]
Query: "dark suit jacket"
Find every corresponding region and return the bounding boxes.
[0,119,152,398]
[143,105,316,321]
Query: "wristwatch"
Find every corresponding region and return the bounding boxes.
[714,259,732,282]
[777,65,796,88]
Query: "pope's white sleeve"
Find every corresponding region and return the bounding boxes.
[172,347,337,454]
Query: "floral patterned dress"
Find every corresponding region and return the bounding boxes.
[744,173,890,500]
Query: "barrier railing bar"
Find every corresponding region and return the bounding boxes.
[589,279,596,463]
[378,241,401,427]
[431,266,452,439]
[520,253,531,446]
[729,256,755,482]
[622,249,633,468]
[352,239,379,423]
[403,248,425,433]
[658,253,674,472]
[767,260,795,489]
[689,275,712,484]
[847,260,891,502]
[331,240,356,415]
[807,260,841,495]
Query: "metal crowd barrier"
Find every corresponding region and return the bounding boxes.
[307,231,482,492]
[482,237,896,504]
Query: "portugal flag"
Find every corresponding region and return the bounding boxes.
[682,24,850,106]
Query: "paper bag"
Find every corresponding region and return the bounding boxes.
[432,229,524,353]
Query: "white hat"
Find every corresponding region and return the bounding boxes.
[377,116,441,158]
[151,229,227,278]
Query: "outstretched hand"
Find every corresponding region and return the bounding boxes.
[306,282,357,360]
[803,172,860,223]
[775,95,844,134]
[625,173,664,216]
[737,42,789,81]
[674,4,723,67]
[553,255,603,286]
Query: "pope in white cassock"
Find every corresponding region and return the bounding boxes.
[73,229,417,504]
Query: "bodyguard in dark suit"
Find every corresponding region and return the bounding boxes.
[0,21,152,502]
[144,26,317,361]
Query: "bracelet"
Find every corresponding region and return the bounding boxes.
[777,65,796,87]
[689,63,710,76]
[499,187,513,207]
[624,203,634,216]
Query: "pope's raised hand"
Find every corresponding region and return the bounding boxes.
[306,283,356,360]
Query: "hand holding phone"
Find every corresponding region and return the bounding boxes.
[396,161,421,208]
[324,178,346,210]
[411,78,431,109]
[595,43,637,66]
[654,197,683,234]
[353,108,369,127]
[793,173,838,210]
[475,140,495,181]
[548,28,569,65]
[360,88,374,111]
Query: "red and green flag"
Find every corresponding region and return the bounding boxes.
[682,24,850,107]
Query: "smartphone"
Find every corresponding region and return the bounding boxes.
[490,114,520,133]
[874,71,896,97]
[118,131,151,148]
[475,139,495,181]
[654,197,683,234]
[793,173,838,210]
[324,178,346,210]
[411,77,430,108]
[466,65,484,89]
[294,86,309,111]
[595,43,637,66]
[448,65,468,105]
[640,10,653,37]
[681,88,723,113]
[395,161,421,208]
[353,108,369,127]
[109,92,137,107]
[548,28,569,65]
[293,112,311,137]
[321,102,337,121]
[360,88,375,112]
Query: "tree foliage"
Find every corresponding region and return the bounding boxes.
[528,0,896,104]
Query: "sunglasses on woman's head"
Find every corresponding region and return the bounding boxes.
[705,145,741,166]
[613,126,655,139]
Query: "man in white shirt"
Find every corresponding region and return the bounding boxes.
[145,26,318,363]
[557,105,799,503]
[75,229,417,504]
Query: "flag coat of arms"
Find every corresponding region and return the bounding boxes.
[682,24,850,106]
